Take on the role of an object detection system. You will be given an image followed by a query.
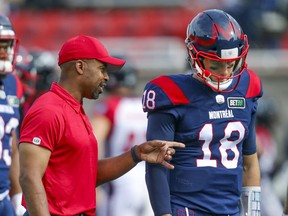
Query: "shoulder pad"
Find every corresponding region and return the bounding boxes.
[245,69,263,98]
[142,75,190,112]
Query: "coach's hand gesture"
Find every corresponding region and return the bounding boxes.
[135,140,185,169]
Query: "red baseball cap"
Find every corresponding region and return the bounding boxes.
[58,35,126,72]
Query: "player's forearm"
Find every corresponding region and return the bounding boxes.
[10,132,22,196]
[9,147,22,196]
[242,153,261,186]
[241,153,261,215]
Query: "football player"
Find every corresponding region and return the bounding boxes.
[15,48,58,117]
[142,9,262,216]
[0,13,25,215]
[14,45,37,117]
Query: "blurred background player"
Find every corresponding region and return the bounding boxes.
[255,97,283,215]
[90,57,153,216]
[14,47,59,117]
[0,13,25,215]
[14,45,37,118]
[30,49,59,95]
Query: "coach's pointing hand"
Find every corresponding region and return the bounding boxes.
[133,140,185,169]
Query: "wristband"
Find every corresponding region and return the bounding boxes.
[131,145,142,164]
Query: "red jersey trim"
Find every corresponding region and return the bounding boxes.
[245,70,262,98]
[151,76,190,105]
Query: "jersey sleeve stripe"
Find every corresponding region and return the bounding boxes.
[245,70,262,98]
[151,76,190,105]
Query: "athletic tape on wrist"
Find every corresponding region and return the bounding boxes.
[131,145,142,163]
[11,193,26,216]
[241,186,261,216]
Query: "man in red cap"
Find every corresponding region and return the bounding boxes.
[18,35,185,216]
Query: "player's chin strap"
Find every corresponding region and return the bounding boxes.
[240,186,261,216]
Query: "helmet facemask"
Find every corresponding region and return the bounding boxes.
[186,36,249,92]
[0,25,18,74]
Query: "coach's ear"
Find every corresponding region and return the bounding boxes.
[75,60,87,75]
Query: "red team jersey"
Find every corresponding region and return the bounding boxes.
[19,83,98,215]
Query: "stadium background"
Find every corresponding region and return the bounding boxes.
[3,0,288,211]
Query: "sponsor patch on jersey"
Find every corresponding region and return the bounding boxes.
[7,95,20,107]
[227,97,245,109]
[32,137,41,145]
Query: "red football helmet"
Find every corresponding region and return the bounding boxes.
[0,14,18,74]
[185,9,249,92]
